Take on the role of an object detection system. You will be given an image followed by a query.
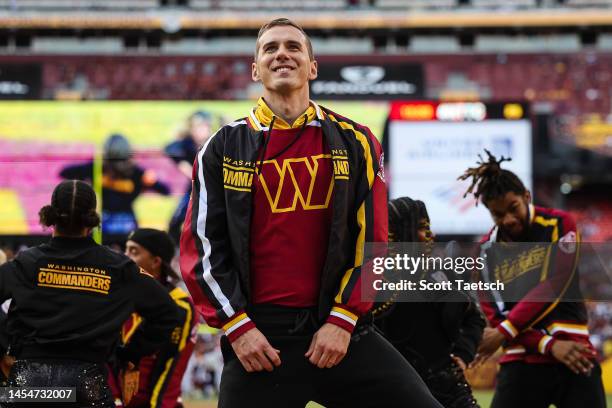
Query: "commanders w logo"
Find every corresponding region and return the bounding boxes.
[259,154,335,213]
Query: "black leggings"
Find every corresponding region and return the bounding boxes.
[218,306,442,408]
[6,359,114,408]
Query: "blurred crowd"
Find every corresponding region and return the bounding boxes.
[181,333,223,400]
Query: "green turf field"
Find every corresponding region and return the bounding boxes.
[183,391,612,408]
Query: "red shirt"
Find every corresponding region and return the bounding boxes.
[250,123,333,307]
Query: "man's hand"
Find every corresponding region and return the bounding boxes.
[0,355,15,378]
[305,323,350,369]
[450,354,467,372]
[119,362,139,406]
[550,340,595,375]
[471,327,505,367]
[231,328,281,373]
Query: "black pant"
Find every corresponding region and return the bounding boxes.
[218,305,443,408]
[421,361,480,408]
[491,361,606,408]
[5,359,115,408]
[394,344,479,408]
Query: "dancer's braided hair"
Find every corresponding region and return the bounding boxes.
[458,149,525,206]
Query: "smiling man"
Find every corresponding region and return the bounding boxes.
[180,18,442,408]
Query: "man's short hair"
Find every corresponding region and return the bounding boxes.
[255,18,314,61]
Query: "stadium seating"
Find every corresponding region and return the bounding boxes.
[569,196,612,241]
[375,0,456,9]
[5,53,611,117]
[566,0,612,7]
[190,0,345,9]
[0,0,157,9]
[471,0,536,7]
[2,0,612,10]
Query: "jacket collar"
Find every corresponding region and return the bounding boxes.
[528,203,536,225]
[48,236,97,248]
[249,97,324,131]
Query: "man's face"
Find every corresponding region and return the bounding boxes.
[417,218,434,243]
[191,118,211,146]
[388,217,434,243]
[485,191,531,241]
[252,25,317,94]
[125,240,160,276]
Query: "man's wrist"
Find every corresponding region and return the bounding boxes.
[497,319,519,340]
[538,335,555,355]
[222,311,256,343]
[326,306,358,334]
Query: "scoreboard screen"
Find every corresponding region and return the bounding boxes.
[387,101,532,236]
[0,100,387,235]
